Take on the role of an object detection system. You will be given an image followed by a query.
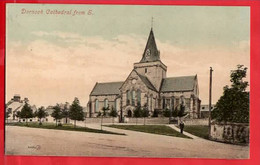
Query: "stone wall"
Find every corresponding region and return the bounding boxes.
[184,118,208,125]
[210,122,249,144]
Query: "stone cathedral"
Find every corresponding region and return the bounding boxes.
[87,28,201,120]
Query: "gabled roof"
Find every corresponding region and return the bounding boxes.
[136,72,157,91]
[160,75,196,92]
[90,81,124,96]
[140,28,160,63]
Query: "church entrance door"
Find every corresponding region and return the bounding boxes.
[127,110,132,117]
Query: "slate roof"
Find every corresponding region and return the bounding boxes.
[90,81,124,96]
[160,76,196,92]
[140,28,160,63]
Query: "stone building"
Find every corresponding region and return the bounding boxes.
[5,95,37,122]
[88,28,201,120]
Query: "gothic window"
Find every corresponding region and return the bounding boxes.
[137,90,141,105]
[185,98,191,109]
[131,90,136,106]
[166,99,171,109]
[176,98,180,106]
[114,99,117,110]
[95,99,99,112]
[127,90,131,105]
[171,97,175,110]
[104,99,108,108]
[150,95,153,110]
[145,68,147,73]
[162,97,166,109]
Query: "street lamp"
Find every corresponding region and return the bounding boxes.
[209,67,213,138]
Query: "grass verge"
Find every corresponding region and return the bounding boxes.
[6,122,125,135]
[183,125,209,139]
[107,125,190,139]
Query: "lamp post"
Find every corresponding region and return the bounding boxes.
[208,67,213,138]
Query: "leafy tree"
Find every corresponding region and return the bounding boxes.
[178,104,188,118]
[62,103,70,124]
[20,103,33,125]
[163,108,171,117]
[5,109,11,122]
[97,111,102,117]
[109,106,117,125]
[212,65,249,123]
[133,102,142,125]
[102,105,110,117]
[142,104,149,125]
[69,97,85,128]
[152,109,159,117]
[16,111,21,122]
[100,105,110,130]
[35,106,48,125]
[51,105,63,126]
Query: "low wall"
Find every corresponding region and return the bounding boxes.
[210,122,249,144]
[184,118,208,125]
[78,117,209,125]
[125,117,169,124]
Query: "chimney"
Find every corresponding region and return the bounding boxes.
[13,94,21,102]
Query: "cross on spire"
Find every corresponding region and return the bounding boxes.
[151,17,154,29]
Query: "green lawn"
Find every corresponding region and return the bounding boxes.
[184,125,209,139]
[7,122,125,135]
[107,125,191,139]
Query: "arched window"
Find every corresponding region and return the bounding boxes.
[104,99,108,108]
[114,99,117,110]
[162,97,166,109]
[127,90,131,105]
[137,90,141,105]
[131,90,135,105]
[150,95,153,110]
[95,99,99,113]
[171,97,175,110]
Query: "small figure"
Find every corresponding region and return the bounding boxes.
[179,120,185,134]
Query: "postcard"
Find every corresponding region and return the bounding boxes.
[4,3,251,160]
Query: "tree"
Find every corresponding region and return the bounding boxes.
[212,65,249,123]
[102,105,110,117]
[35,106,48,125]
[142,104,149,125]
[109,106,117,125]
[163,108,171,117]
[100,105,110,130]
[69,97,85,128]
[51,105,63,126]
[133,102,142,125]
[16,111,21,122]
[5,109,11,123]
[62,103,70,124]
[20,103,33,125]
[152,109,159,117]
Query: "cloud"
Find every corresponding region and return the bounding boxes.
[6,31,250,107]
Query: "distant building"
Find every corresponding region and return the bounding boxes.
[5,95,37,122]
[87,28,201,120]
[200,104,216,118]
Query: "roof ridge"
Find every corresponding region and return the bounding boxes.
[165,75,196,79]
[97,81,124,84]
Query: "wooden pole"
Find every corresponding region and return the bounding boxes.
[209,67,213,138]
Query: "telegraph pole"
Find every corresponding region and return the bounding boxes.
[208,67,213,138]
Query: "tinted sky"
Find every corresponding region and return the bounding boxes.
[6,4,250,107]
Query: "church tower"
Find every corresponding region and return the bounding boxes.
[134,28,167,91]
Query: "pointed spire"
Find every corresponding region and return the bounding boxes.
[140,28,160,63]
[151,17,154,29]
